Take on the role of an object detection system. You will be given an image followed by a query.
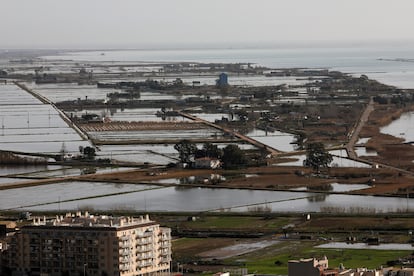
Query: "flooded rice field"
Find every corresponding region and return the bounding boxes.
[246,129,297,152]
[0,181,161,210]
[277,150,371,168]
[3,183,414,213]
[89,128,222,142]
[198,239,280,259]
[69,108,190,123]
[291,183,371,192]
[316,242,414,251]
[97,143,256,165]
[0,84,90,154]
[0,165,62,176]
[0,165,136,186]
[355,147,378,157]
[98,144,178,164]
[25,82,113,102]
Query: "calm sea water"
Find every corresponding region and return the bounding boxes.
[43,45,414,88]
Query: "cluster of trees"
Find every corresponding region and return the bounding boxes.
[174,140,332,171]
[174,140,247,169]
[79,146,96,160]
[374,94,414,106]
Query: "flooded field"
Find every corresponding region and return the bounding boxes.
[3,183,414,213]
[89,128,223,142]
[316,242,414,251]
[291,183,371,192]
[198,239,280,260]
[381,111,414,142]
[355,147,378,157]
[0,84,90,154]
[26,82,113,102]
[246,129,296,152]
[0,181,161,210]
[0,165,62,176]
[277,150,371,168]
[2,49,413,217]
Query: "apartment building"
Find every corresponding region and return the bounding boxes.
[1,212,171,276]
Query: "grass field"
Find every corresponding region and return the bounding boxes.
[166,213,414,274]
[233,244,411,274]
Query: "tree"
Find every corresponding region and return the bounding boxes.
[304,142,333,172]
[82,146,96,160]
[293,131,307,150]
[202,143,223,159]
[174,140,197,163]
[221,144,247,169]
[195,143,223,159]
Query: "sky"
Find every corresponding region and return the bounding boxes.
[2,0,414,49]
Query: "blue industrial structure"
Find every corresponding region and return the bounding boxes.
[216,72,228,87]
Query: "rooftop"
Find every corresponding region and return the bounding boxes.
[31,211,155,228]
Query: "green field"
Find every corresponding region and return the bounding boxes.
[236,244,410,274]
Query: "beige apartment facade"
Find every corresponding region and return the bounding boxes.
[1,212,171,276]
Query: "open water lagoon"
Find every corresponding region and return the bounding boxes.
[42,46,414,89]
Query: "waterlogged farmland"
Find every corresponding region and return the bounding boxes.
[2,183,414,213]
[3,46,414,217]
[0,84,90,154]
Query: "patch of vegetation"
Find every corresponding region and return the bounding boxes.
[166,215,294,230]
[237,243,408,274]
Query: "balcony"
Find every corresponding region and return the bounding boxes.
[139,238,153,245]
[120,236,129,242]
[119,242,131,249]
[120,249,130,256]
[136,232,153,239]
[120,256,130,264]
[160,242,170,248]
[138,260,153,267]
[120,264,130,272]
[136,245,152,252]
[140,253,153,259]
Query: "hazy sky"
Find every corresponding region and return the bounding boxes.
[2,0,414,49]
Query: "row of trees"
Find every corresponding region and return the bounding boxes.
[174,140,247,169]
[174,140,332,172]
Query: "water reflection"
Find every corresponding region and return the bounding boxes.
[307,194,328,202]
[277,153,370,168]
[3,183,414,214]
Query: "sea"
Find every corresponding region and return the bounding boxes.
[42,43,414,89]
